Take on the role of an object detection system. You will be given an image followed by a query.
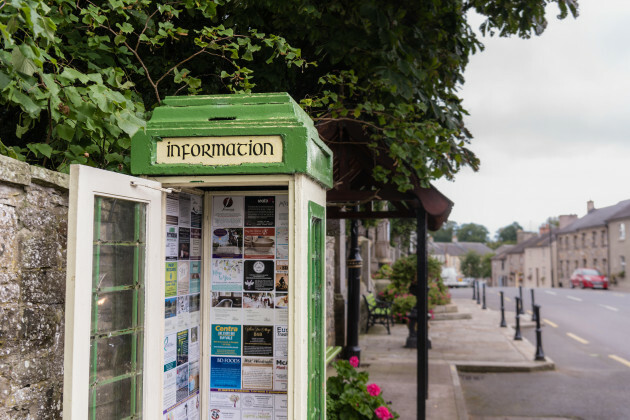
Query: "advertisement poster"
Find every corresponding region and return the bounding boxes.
[213,196,244,227]
[211,292,242,324]
[243,293,274,324]
[190,228,202,260]
[241,357,273,390]
[244,260,274,291]
[190,294,201,326]
[166,225,178,261]
[163,368,177,410]
[242,326,273,357]
[179,193,191,227]
[212,259,243,291]
[166,193,179,225]
[211,357,242,389]
[245,196,275,227]
[177,330,189,366]
[276,244,288,260]
[275,196,289,228]
[241,393,273,409]
[211,324,242,356]
[177,261,190,295]
[273,359,288,391]
[164,333,177,372]
[189,361,200,394]
[244,228,275,259]
[276,227,289,245]
[191,195,203,228]
[177,296,190,329]
[165,298,177,334]
[176,364,189,402]
[242,410,272,420]
[274,326,288,358]
[208,408,240,419]
[165,262,177,297]
[213,228,243,259]
[274,272,288,292]
[189,326,200,362]
[179,227,190,260]
[210,391,242,409]
[190,261,201,293]
[275,295,288,325]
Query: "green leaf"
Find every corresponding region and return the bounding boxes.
[56,123,75,141]
[11,49,38,77]
[12,91,41,116]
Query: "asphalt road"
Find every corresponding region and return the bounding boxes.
[450,286,630,420]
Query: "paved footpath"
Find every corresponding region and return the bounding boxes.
[355,297,556,419]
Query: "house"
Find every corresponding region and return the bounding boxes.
[603,205,630,287]
[522,227,555,289]
[490,244,515,286]
[428,238,493,275]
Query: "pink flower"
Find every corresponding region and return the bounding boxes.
[349,356,359,368]
[375,406,393,420]
[366,383,381,396]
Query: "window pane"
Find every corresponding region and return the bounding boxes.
[91,377,133,419]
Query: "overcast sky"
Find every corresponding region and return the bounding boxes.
[433,0,630,240]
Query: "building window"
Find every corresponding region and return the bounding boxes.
[593,258,597,269]
[582,233,586,248]
[574,235,578,249]
[603,258,607,274]
[620,223,626,240]
[602,230,607,246]
[621,256,626,272]
[592,231,597,247]
[575,260,578,270]
[583,258,587,267]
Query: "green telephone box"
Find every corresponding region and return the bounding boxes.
[63,93,332,419]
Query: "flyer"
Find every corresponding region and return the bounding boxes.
[241,357,273,390]
[190,261,201,293]
[191,194,203,228]
[177,261,190,295]
[241,393,273,409]
[274,394,288,419]
[274,272,288,292]
[211,292,242,324]
[213,196,245,227]
[166,225,179,261]
[275,245,288,260]
[177,330,189,366]
[274,326,288,359]
[177,296,190,329]
[275,260,288,272]
[208,408,240,419]
[165,262,178,297]
[165,298,177,334]
[244,293,274,324]
[244,228,275,259]
[242,326,273,357]
[179,193,192,227]
[275,195,289,228]
[274,294,288,325]
[190,228,202,261]
[275,227,289,245]
[164,333,177,372]
[189,326,200,362]
[213,228,243,259]
[176,364,189,402]
[244,260,274,291]
[242,410,272,420]
[179,227,191,260]
[163,367,177,410]
[189,361,200,394]
[245,196,275,227]
[190,294,201,325]
[166,193,179,225]
[210,357,242,389]
[212,259,243,291]
[273,359,287,391]
[210,391,242,409]
[211,324,242,356]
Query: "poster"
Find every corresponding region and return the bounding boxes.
[211,292,242,324]
[244,228,275,259]
[243,293,274,324]
[213,228,243,258]
[179,227,190,260]
[177,261,190,295]
[275,196,289,228]
[245,196,275,227]
[176,364,189,402]
[210,357,242,389]
[179,193,191,227]
[210,391,242,409]
[213,196,244,227]
[164,333,177,372]
[177,296,190,329]
[191,194,203,228]
[165,298,178,334]
[208,408,240,419]
[274,272,288,292]
[177,330,189,366]
[241,393,273,409]
[273,359,287,391]
[190,261,201,293]
[189,326,200,362]
[274,326,288,358]
[166,225,178,261]
[241,357,273,390]
[189,361,200,394]
[190,228,202,260]
[212,260,243,291]
[165,262,177,297]
[166,193,179,225]
[163,368,177,410]
[244,260,274,291]
[243,326,273,357]
[211,324,242,356]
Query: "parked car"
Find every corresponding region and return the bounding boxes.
[570,268,608,289]
[441,267,470,287]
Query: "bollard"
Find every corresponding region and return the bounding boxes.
[472,280,477,300]
[534,305,546,361]
[518,285,525,314]
[531,289,537,322]
[481,281,488,309]
[476,282,481,305]
[514,297,522,340]
[499,291,507,328]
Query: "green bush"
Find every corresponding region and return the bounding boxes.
[373,264,393,279]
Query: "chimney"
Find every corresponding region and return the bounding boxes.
[539,225,550,236]
[587,200,595,213]
[516,230,536,243]
[558,214,578,229]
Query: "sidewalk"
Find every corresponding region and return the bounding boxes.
[357,297,554,419]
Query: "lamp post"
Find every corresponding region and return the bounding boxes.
[345,207,362,361]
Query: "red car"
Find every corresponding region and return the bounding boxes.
[570,268,608,289]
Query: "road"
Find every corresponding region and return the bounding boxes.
[450,286,630,420]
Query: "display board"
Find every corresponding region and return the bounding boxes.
[164,192,203,419]
[208,194,289,420]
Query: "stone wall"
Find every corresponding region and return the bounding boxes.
[0,155,68,419]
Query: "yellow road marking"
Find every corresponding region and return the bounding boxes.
[544,319,558,328]
[567,332,589,345]
[609,354,630,369]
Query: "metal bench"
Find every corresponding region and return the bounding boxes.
[363,293,394,334]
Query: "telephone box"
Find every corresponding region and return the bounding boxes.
[63,93,333,420]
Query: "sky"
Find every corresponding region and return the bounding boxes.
[433,0,630,240]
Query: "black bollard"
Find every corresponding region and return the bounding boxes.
[481,281,488,309]
[518,285,525,314]
[534,305,546,361]
[476,282,481,305]
[472,280,477,300]
[514,297,522,340]
[531,289,537,322]
[499,291,507,328]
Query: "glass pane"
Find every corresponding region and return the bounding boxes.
[91,377,133,419]
[90,334,144,383]
[96,245,136,289]
[97,198,144,243]
[95,289,136,334]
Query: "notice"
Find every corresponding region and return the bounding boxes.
[274,272,288,292]
[208,408,240,420]
[211,324,242,356]
[276,244,288,260]
[176,364,189,402]
[179,193,192,227]
[212,259,243,291]
[177,296,190,329]
[213,228,243,259]
[190,261,201,293]
[210,391,242,409]
[243,410,272,420]
[213,196,244,227]
[241,393,273,409]
[274,394,288,420]
[190,228,202,261]
[177,261,190,295]
[165,262,177,297]
[276,227,289,245]
[211,292,242,324]
[189,361,200,394]
[210,357,242,389]
[164,333,177,372]
[165,298,177,334]
[275,195,289,228]
[244,260,274,291]
[177,330,189,366]
[245,196,275,227]
[243,293,274,324]
[241,357,273,390]
[275,294,288,325]
[166,225,178,261]
[244,228,275,259]
[243,326,273,357]
[189,326,200,363]
[191,194,203,228]
[273,359,288,391]
[166,193,179,225]
[163,367,177,410]
[179,227,191,260]
[274,326,288,358]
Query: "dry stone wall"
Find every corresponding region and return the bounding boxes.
[0,155,68,419]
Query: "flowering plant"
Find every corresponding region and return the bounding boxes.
[327,359,399,419]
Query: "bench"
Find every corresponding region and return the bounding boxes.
[363,293,394,334]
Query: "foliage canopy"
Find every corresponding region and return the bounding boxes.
[1,0,578,188]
